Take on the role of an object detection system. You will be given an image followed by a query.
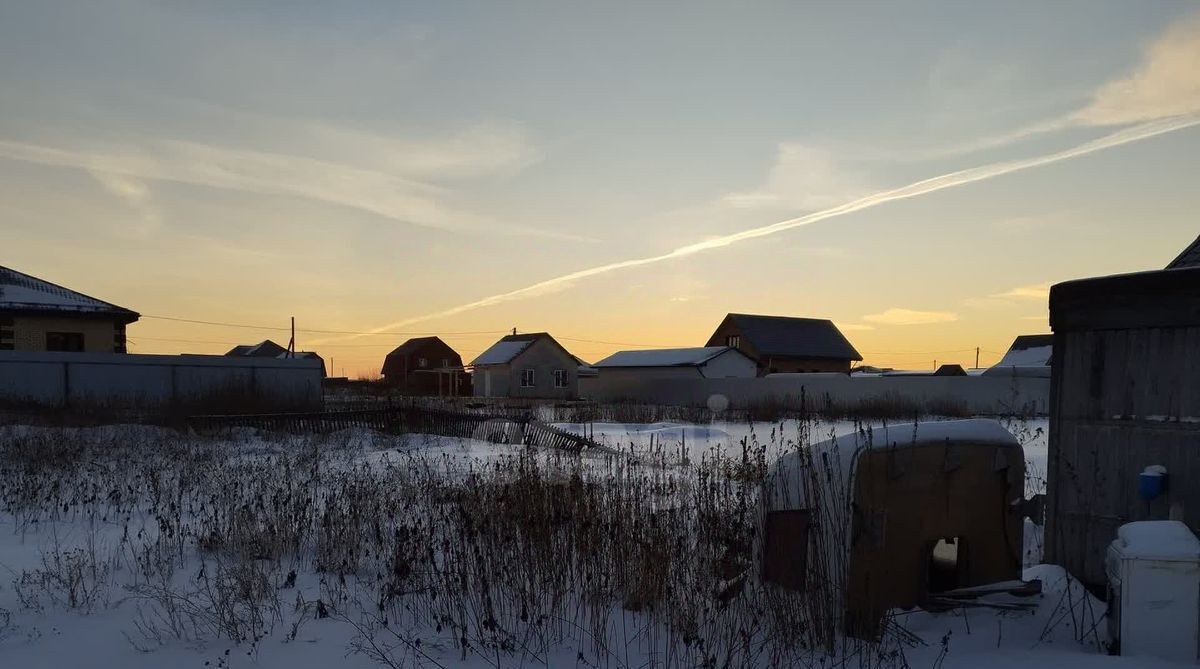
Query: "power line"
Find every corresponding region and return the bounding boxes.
[140,314,508,337]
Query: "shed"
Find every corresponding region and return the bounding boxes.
[0,265,139,353]
[593,346,757,381]
[705,313,862,374]
[470,332,579,399]
[761,419,1025,639]
[1046,266,1200,593]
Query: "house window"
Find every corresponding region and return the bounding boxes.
[520,368,536,387]
[726,335,741,348]
[46,332,85,352]
[418,357,428,368]
[554,369,569,388]
[441,358,450,369]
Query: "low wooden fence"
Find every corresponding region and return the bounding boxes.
[188,405,609,452]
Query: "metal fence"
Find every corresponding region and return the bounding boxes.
[188,404,608,452]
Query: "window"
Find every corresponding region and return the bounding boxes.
[554,369,569,388]
[417,357,427,368]
[726,335,741,348]
[46,332,85,352]
[441,358,450,369]
[520,368,536,387]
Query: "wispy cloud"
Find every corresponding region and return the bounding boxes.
[1073,14,1200,126]
[0,122,591,242]
[992,282,1053,300]
[964,281,1055,308]
[88,170,161,238]
[351,113,1200,335]
[861,309,958,326]
[723,144,873,212]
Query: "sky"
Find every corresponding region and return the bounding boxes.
[3,1,1199,375]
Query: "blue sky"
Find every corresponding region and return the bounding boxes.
[2,2,1198,372]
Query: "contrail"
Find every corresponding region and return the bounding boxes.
[354,114,1200,336]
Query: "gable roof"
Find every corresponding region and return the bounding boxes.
[470,332,573,366]
[384,336,457,360]
[712,313,862,361]
[594,346,744,368]
[0,265,139,322]
[381,337,463,376]
[994,334,1053,367]
[1167,235,1200,269]
[225,340,289,358]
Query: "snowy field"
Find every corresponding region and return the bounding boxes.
[0,420,1166,669]
[557,416,1049,491]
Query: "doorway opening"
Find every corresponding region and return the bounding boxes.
[927,537,964,594]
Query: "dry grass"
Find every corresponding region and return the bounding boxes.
[0,419,1020,668]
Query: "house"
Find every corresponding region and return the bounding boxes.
[226,340,325,376]
[1046,266,1200,593]
[982,334,1052,378]
[705,313,862,375]
[593,346,757,381]
[1166,234,1200,269]
[0,265,138,353]
[470,332,579,399]
[381,336,466,395]
[225,340,289,358]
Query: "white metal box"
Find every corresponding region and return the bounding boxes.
[1106,520,1200,663]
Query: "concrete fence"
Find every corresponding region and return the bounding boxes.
[580,372,1049,416]
[0,351,324,414]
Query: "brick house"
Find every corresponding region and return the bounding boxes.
[0,265,138,353]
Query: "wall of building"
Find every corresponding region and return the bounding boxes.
[474,364,511,398]
[5,315,125,353]
[760,357,850,374]
[703,350,760,377]
[502,339,578,400]
[1047,327,1200,591]
[579,373,1049,415]
[0,351,323,413]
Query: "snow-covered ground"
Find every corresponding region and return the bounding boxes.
[0,420,1161,669]
[557,416,1049,487]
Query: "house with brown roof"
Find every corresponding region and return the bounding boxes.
[470,332,579,399]
[705,313,862,375]
[381,336,466,395]
[0,265,138,353]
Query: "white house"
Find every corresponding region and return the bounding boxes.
[592,346,757,382]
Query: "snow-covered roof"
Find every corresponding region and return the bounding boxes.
[765,418,1021,511]
[472,339,534,365]
[994,334,1053,368]
[0,265,138,320]
[594,346,739,368]
[471,332,574,367]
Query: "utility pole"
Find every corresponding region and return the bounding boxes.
[288,316,295,358]
[975,347,980,369]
